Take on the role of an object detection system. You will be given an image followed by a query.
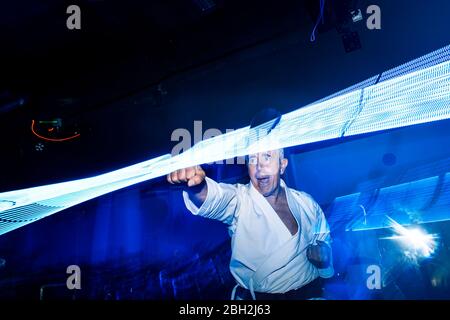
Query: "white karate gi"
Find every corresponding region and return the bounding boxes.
[183,176,334,299]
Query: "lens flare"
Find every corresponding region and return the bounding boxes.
[381,217,438,258]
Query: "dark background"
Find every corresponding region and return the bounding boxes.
[0,0,449,299]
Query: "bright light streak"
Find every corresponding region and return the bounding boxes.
[1,44,450,235]
[381,217,438,258]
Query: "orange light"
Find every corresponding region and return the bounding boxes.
[31,120,80,142]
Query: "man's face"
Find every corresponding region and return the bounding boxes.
[247,149,288,197]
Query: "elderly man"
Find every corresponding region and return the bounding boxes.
[167,110,333,300]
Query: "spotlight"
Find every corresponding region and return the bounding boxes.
[382,217,438,258]
[400,228,436,257]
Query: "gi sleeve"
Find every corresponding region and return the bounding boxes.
[313,202,335,279]
[182,176,240,226]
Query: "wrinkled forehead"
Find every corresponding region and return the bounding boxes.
[247,149,283,158]
[249,149,277,156]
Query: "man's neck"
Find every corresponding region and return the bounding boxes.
[264,184,284,206]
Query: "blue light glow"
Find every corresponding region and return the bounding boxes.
[327,172,450,232]
[381,217,438,258]
[1,45,450,235]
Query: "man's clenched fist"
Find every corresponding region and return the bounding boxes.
[167,165,206,187]
[307,240,331,269]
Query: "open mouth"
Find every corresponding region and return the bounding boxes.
[257,176,270,185]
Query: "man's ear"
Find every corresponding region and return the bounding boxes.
[280,158,288,175]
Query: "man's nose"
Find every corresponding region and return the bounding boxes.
[256,155,264,170]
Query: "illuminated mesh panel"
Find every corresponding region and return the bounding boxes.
[339,174,450,232]
[1,45,450,235]
[252,61,450,153]
[311,45,450,105]
[325,193,362,231]
[379,44,450,82]
[325,158,450,232]
[0,154,172,235]
[0,172,165,235]
[426,173,450,223]
[397,157,450,184]
[0,203,62,235]
[267,89,362,149]
[346,61,450,137]
[311,75,379,105]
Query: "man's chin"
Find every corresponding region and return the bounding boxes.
[251,180,277,196]
[259,187,276,197]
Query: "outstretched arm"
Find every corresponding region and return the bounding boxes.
[167,165,240,226]
[167,165,207,207]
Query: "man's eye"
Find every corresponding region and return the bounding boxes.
[249,157,257,165]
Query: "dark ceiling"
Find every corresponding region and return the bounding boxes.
[0,0,316,118]
[0,0,325,190]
